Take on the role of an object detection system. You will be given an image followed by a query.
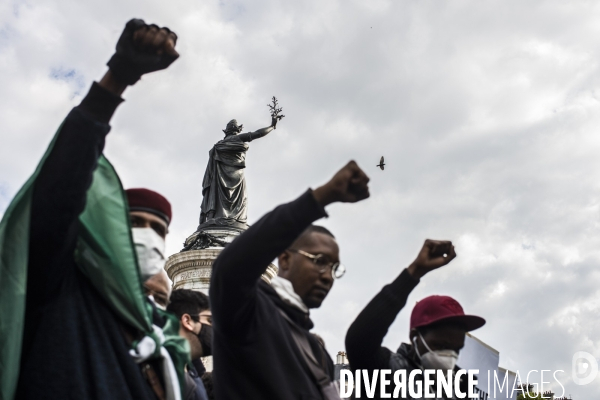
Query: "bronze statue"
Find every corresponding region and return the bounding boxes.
[198,97,284,231]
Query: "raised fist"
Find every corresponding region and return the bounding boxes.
[407,239,456,279]
[107,19,179,86]
[313,161,370,206]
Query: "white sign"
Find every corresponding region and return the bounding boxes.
[457,333,516,400]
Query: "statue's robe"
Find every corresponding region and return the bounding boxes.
[199,134,250,229]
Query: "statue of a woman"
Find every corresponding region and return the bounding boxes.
[198,116,280,230]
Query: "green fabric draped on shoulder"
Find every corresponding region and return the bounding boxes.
[75,155,153,333]
[0,123,188,400]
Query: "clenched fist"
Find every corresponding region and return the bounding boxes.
[313,161,370,206]
[107,19,179,86]
[407,239,456,279]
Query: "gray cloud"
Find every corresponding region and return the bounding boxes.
[2,0,600,396]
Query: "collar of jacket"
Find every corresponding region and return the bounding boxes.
[270,276,309,314]
[391,342,422,371]
[259,280,314,330]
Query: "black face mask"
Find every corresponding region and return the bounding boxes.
[197,324,212,357]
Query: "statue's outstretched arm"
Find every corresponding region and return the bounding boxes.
[238,116,282,142]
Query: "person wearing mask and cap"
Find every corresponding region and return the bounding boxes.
[345,240,486,399]
[126,188,173,311]
[167,289,212,400]
[0,19,188,400]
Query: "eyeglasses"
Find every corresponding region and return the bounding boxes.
[287,249,346,279]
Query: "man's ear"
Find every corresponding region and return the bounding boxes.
[409,328,419,344]
[278,251,291,274]
[408,328,420,357]
[181,314,196,332]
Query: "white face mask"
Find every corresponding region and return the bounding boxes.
[132,227,166,282]
[413,332,459,371]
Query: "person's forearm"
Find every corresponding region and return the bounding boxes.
[31,82,122,244]
[78,81,125,124]
[29,87,117,294]
[345,269,419,369]
[210,190,327,327]
[213,190,326,281]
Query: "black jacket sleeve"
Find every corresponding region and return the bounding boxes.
[27,82,123,301]
[209,190,327,336]
[345,269,420,370]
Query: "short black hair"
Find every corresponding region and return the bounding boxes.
[166,289,210,319]
[291,225,335,249]
[304,225,334,238]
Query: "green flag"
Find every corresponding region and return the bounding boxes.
[0,123,188,400]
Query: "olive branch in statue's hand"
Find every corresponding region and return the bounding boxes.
[268,96,285,129]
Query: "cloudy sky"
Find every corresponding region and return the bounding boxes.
[3,0,600,397]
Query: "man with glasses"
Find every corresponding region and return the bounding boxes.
[272,225,346,313]
[210,161,370,400]
[167,289,213,400]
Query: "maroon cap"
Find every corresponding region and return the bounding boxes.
[410,295,485,332]
[125,188,172,225]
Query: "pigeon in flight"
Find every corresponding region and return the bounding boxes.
[376,156,385,170]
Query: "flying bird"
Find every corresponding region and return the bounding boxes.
[376,156,385,170]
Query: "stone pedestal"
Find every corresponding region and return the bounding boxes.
[166,249,221,294]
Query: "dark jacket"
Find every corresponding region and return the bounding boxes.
[183,363,209,400]
[16,83,156,399]
[210,191,335,400]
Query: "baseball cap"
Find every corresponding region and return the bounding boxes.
[410,295,485,331]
